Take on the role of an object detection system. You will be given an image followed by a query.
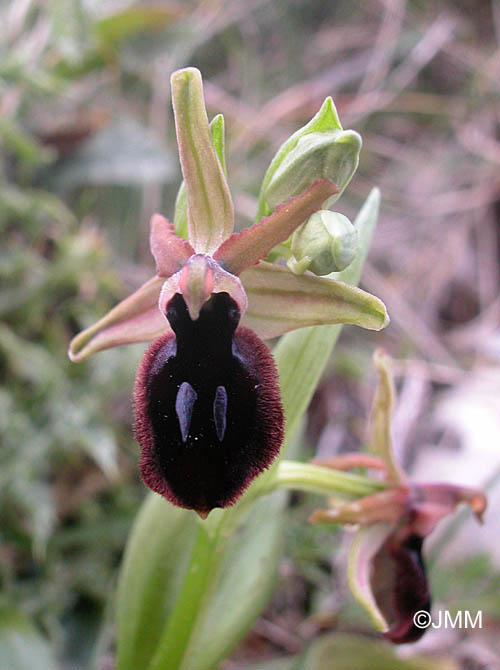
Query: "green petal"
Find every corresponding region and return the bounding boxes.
[214,180,338,275]
[171,68,234,253]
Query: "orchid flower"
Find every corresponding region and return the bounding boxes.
[68,68,389,516]
[310,350,486,643]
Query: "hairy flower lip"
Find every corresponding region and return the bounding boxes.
[134,293,284,514]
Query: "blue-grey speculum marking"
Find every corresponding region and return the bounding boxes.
[175,381,197,442]
[213,385,228,441]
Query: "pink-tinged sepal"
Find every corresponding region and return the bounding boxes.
[239,261,389,339]
[134,292,283,514]
[214,180,338,275]
[68,275,168,362]
[150,214,195,277]
[309,487,408,526]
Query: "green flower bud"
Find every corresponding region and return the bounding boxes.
[257,97,362,221]
[264,130,361,212]
[287,210,357,276]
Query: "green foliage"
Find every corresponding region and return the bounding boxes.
[0,607,57,670]
[295,633,457,670]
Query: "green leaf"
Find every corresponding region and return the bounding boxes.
[0,185,76,230]
[0,324,56,386]
[49,0,91,65]
[150,493,287,670]
[297,633,457,670]
[116,492,286,670]
[95,7,184,48]
[116,498,199,670]
[0,118,55,167]
[174,114,227,240]
[0,58,63,95]
[0,608,57,670]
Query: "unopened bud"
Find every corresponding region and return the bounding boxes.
[287,211,357,275]
[264,129,361,211]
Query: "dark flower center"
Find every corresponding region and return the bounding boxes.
[134,292,284,513]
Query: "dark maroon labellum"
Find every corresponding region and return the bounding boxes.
[382,533,432,644]
[134,292,284,514]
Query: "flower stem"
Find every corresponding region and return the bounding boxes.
[149,519,222,670]
[268,460,387,499]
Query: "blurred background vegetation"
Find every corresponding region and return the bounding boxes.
[1,0,499,668]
